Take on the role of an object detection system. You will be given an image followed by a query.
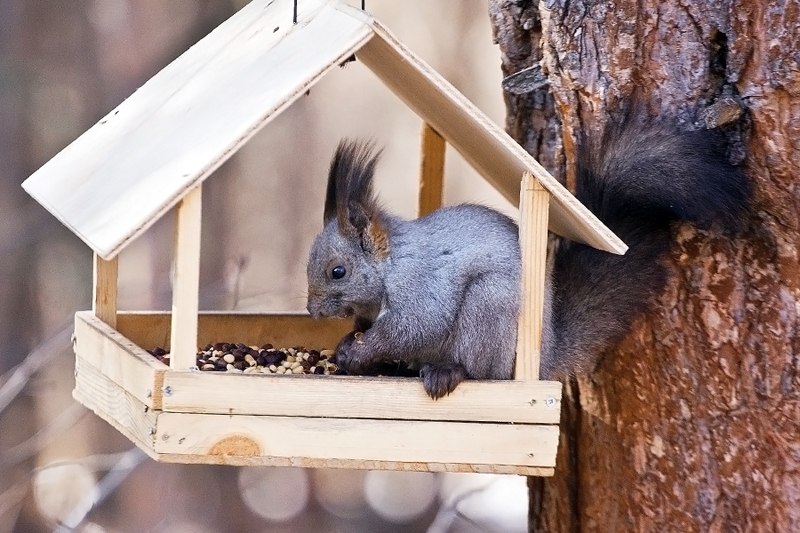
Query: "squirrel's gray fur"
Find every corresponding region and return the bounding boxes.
[306,115,750,399]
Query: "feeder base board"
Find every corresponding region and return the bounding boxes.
[72,310,562,475]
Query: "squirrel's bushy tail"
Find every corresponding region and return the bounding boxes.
[542,116,751,378]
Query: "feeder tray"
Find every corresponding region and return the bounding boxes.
[22,0,626,475]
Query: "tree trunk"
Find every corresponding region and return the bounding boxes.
[490,1,800,532]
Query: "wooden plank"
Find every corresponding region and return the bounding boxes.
[161,371,562,423]
[73,351,557,475]
[92,253,118,328]
[73,355,159,459]
[418,123,446,217]
[354,17,626,255]
[154,412,559,468]
[74,311,165,409]
[515,174,549,381]
[170,185,202,370]
[152,451,554,476]
[21,0,373,260]
[116,312,352,353]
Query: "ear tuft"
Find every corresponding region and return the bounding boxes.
[324,139,390,259]
[324,139,382,226]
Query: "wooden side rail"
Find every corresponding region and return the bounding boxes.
[515,172,550,381]
[170,184,203,370]
[418,123,446,217]
[93,254,118,329]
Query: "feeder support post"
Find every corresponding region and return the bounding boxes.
[515,173,549,380]
[418,123,446,217]
[170,184,203,370]
[93,254,118,328]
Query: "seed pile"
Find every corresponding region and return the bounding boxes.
[149,343,421,377]
[148,343,340,375]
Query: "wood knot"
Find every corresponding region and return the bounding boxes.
[209,435,261,457]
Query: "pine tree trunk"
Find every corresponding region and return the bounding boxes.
[490,1,800,531]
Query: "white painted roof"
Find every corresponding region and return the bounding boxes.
[22,0,626,259]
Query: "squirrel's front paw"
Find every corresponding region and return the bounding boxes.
[335,331,369,374]
[420,363,467,400]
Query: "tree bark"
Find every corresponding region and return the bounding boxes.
[490,1,800,532]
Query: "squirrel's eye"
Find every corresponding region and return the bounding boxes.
[331,265,346,280]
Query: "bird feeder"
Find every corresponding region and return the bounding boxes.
[22,0,625,476]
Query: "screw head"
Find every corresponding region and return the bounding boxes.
[163,386,173,397]
[545,396,557,408]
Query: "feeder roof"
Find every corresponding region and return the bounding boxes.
[22,0,627,260]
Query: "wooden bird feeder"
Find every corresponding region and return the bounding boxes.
[22,0,625,476]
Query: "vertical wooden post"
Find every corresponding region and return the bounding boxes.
[92,253,118,329]
[515,172,549,381]
[170,185,202,370]
[418,123,446,217]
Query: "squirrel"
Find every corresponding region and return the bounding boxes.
[305,113,751,399]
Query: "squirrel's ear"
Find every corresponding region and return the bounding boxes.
[326,139,389,258]
[347,202,390,259]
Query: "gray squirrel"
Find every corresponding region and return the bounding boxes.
[306,113,750,399]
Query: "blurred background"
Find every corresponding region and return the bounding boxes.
[0,0,525,531]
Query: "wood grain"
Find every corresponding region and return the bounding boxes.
[74,311,165,409]
[515,173,549,380]
[73,355,159,458]
[22,0,625,257]
[161,370,562,423]
[418,123,446,217]
[151,452,555,475]
[92,253,118,328]
[116,311,353,353]
[74,307,562,472]
[71,351,557,474]
[21,0,373,259]
[170,185,202,370]
[154,412,560,468]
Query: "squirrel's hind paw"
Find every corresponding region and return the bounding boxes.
[420,363,467,400]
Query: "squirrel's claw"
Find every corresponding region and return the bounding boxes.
[420,363,467,400]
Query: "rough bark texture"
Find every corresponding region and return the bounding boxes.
[490,1,800,532]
